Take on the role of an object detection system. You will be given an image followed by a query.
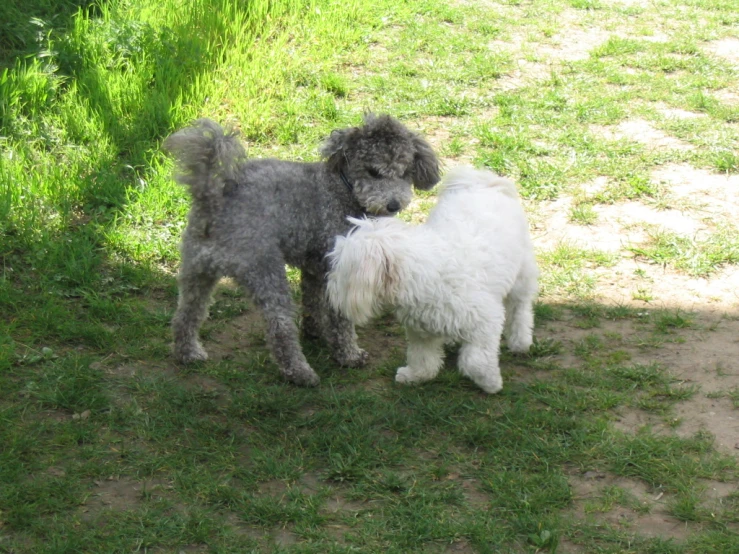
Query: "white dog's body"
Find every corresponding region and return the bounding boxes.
[327,166,538,393]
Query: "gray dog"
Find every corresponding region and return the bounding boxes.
[164,114,440,386]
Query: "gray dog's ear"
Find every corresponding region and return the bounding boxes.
[321,128,357,170]
[411,134,440,190]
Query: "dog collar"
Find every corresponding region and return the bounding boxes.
[339,170,354,193]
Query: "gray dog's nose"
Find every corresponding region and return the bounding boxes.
[387,200,401,213]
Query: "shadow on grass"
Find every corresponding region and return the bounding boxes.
[1,1,278,356]
[0,0,103,68]
[1,293,737,552]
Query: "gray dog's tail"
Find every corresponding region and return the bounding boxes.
[163,119,245,221]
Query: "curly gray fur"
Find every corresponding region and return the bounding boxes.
[164,114,440,386]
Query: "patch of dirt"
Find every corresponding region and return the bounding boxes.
[656,104,707,120]
[541,314,739,455]
[36,408,70,423]
[356,322,406,369]
[496,57,553,91]
[256,473,367,515]
[444,537,477,553]
[567,471,692,540]
[715,88,739,105]
[702,479,737,500]
[297,471,323,493]
[536,26,607,63]
[530,197,647,251]
[79,476,171,521]
[458,478,490,509]
[272,528,299,547]
[224,512,301,549]
[591,119,694,150]
[206,303,267,363]
[654,163,739,220]
[417,115,478,169]
[256,479,289,498]
[706,38,739,68]
[324,494,366,513]
[611,0,650,6]
[224,474,367,548]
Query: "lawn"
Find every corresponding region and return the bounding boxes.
[1,0,738,552]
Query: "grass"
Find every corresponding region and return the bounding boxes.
[2,0,739,551]
[630,226,739,277]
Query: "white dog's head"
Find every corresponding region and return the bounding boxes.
[326,217,407,326]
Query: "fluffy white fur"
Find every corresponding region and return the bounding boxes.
[326,166,539,393]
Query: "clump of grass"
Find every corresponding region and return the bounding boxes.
[538,243,617,298]
[569,201,598,225]
[713,148,739,173]
[653,309,694,333]
[630,226,739,276]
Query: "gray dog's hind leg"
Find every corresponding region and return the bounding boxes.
[172,261,220,364]
[301,263,368,368]
[235,259,320,387]
[321,306,369,368]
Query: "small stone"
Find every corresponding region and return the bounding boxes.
[73,410,91,420]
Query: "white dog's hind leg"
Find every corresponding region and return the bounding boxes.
[395,330,445,385]
[458,309,505,394]
[504,266,537,353]
[458,342,503,394]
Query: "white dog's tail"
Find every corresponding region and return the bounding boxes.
[326,217,403,326]
[163,119,246,225]
[440,166,519,199]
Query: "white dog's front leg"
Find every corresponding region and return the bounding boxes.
[458,342,503,394]
[395,330,445,386]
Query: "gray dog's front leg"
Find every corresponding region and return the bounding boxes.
[263,308,321,386]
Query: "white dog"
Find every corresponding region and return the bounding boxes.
[326,166,539,393]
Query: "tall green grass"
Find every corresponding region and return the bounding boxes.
[1,0,321,237]
[0,0,372,366]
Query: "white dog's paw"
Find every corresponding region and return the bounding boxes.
[506,331,533,354]
[395,366,414,384]
[473,375,503,394]
[506,338,532,354]
[395,366,426,385]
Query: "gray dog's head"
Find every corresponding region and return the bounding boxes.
[321,114,440,216]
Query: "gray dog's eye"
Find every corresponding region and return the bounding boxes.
[367,167,381,178]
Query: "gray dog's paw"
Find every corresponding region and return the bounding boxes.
[174,342,209,364]
[284,364,321,387]
[338,348,369,368]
